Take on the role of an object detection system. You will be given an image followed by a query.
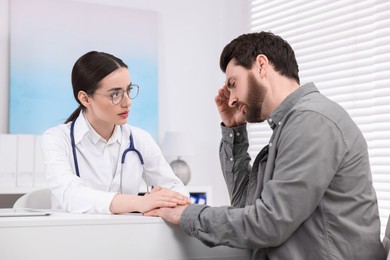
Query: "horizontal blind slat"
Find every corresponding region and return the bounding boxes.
[250,0,390,238]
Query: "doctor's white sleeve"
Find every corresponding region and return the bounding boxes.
[41,128,117,214]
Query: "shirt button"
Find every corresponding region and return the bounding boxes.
[229,133,233,138]
[230,157,233,161]
[268,118,273,123]
[278,122,282,126]
[236,132,240,136]
[269,142,273,147]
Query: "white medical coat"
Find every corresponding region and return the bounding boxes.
[41,112,188,214]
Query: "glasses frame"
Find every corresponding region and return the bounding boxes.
[94,84,139,105]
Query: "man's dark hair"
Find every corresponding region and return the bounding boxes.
[220,31,300,84]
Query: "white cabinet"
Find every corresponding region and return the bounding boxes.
[0,134,47,189]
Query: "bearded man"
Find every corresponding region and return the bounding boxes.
[145,32,385,260]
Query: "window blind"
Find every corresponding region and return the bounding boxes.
[248,0,390,238]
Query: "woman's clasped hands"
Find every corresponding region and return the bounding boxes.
[139,186,191,213]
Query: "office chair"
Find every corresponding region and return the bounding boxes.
[384,214,390,260]
[13,188,52,209]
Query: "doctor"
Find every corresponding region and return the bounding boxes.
[42,51,190,214]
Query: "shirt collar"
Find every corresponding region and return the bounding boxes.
[72,111,122,145]
[267,82,319,130]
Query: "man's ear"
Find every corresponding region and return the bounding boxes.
[78,91,91,107]
[255,54,269,73]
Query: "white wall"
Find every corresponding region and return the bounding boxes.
[0,0,246,206]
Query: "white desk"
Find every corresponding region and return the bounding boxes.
[0,212,250,260]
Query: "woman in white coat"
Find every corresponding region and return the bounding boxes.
[42,51,190,214]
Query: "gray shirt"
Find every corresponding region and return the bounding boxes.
[180,83,385,259]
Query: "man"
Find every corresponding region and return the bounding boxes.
[145,32,386,259]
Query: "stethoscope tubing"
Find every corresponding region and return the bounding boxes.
[70,117,147,192]
[122,134,144,164]
[70,119,81,177]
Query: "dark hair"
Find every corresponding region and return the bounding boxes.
[65,51,128,123]
[220,31,300,84]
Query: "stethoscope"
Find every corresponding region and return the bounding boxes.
[70,117,151,193]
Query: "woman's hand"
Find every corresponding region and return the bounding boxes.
[137,186,190,213]
[109,187,190,214]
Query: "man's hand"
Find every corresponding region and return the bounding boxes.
[143,204,189,225]
[215,85,246,127]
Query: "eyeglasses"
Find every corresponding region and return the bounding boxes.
[94,84,139,105]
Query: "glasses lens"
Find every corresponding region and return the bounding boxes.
[130,84,139,99]
[111,85,139,104]
[112,91,123,105]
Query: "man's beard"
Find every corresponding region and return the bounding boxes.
[245,72,266,123]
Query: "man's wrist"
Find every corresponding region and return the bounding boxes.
[180,204,208,236]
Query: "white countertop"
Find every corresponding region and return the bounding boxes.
[0,210,250,260]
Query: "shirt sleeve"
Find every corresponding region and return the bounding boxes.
[219,123,251,207]
[41,128,117,214]
[180,111,348,248]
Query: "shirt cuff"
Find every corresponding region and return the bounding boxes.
[180,204,209,236]
[91,191,118,214]
[221,123,248,145]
